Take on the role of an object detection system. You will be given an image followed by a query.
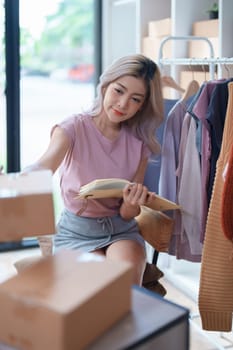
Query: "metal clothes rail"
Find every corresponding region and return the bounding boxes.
[158,36,233,80]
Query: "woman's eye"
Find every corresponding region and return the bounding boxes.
[132,97,141,103]
[114,88,123,94]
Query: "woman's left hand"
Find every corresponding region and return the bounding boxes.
[123,183,154,207]
[120,183,155,220]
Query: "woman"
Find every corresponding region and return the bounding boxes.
[26,54,164,285]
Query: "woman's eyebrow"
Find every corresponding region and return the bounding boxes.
[116,82,145,97]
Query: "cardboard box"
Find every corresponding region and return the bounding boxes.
[188,37,219,58]
[0,170,55,241]
[148,18,171,37]
[142,36,172,61]
[0,250,133,350]
[192,19,218,37]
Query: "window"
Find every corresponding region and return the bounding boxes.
[20,0,95,219]
[0,0,101,251]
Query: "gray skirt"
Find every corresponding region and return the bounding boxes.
[54,209,145,253]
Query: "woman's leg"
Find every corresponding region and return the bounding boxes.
[106,240,146,286]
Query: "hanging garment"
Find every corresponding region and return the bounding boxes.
[159,90,204,261]
[159,97,193,203]
[144,98,178,193]
[189,79,225,242]
[176,113,203,259]
[144,98,178,265]
[198,82,233,332]
[206,78,233,205]
[221,142,233,242]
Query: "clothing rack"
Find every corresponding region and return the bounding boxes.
[158,35,233,80]
[157,35,233,349]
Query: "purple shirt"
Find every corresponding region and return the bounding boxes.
[191,80,224,241]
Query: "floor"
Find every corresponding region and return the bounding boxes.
[0,248,233,350]
[162,278,233,350]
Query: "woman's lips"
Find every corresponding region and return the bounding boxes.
[112,108,124,116]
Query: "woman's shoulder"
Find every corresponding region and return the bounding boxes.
[60,113,92,127]
[54,113,92,141]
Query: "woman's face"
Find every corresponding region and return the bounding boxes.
[102,75,147,124]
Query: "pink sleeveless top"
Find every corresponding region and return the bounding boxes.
[53,114,151,217]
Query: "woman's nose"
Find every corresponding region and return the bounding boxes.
[118,96,129,109]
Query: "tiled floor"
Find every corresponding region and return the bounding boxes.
[0,248,233,349]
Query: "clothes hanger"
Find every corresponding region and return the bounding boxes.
[161,75,185,93]
[181,62,200,101]
[182,79,200,101]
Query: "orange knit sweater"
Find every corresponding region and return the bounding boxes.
[221,142,233,242]
[199,82,233,331]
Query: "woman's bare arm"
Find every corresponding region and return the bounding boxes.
[23,126,70,174]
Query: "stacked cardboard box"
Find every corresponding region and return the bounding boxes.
[142,18,172,61]
[179,19,219,89]
[189,19,219,58]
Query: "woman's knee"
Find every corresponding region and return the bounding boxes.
[106,240,146,285]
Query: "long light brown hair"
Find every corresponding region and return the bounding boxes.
[90,54,164,154]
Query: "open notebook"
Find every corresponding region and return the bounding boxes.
[75,178,181,212]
